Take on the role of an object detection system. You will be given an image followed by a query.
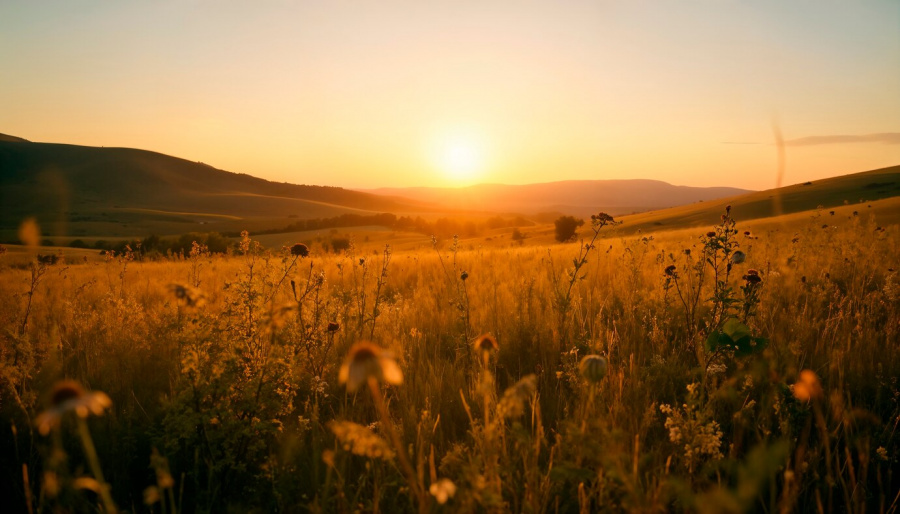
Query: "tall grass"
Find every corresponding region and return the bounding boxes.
[1,209,898,513]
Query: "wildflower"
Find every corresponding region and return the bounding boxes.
[329,420,395,459]
[327,322,340,332]
[429,478,458,504]
[460,271,469,281]
[473,333,499,357]
[169,284,206,308]
[664,265,678,277]
[876,447,888,461]
[36,380,112,435]
[706,231,716,238]
[743,231,751,236]
[730,251,746,264]
[743,269,762,284]
[338,341,403,392]
[725,205,731,213]
[290,243,309,257]
[579,355,608,383]
[497,374,537,419]
[792,369,823,402]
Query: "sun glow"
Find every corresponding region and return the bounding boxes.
[434,136,485,184]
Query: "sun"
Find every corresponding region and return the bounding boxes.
[435,137,485,183]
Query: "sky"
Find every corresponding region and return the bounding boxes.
[1,0,898,190]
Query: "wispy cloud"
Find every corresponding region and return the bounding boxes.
[720,141,761,145]
[784,133,900,147]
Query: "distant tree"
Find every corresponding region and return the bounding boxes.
[330,237,351,253]
[554,216,584,242]
[511,228,526,245]
[69,239,89,249]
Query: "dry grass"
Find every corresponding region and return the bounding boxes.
[0,208,898,513]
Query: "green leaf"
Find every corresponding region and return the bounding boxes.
[722,318,750,341]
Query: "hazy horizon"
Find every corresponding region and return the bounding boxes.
[2,0,898,190]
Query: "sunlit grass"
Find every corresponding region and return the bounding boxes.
[0,208,898,512]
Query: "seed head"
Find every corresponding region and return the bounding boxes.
[168,284,206,308]
[706,231,716,238]
[664,265,678,277]
[36,380,112,435]
[327,322,340,332]
[460,271,469,281]
[290,243,310,257]
[579,355,608,383]
[473,334,499,354]
[338,341,403,392]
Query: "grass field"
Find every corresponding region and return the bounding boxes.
[1,205,899,513]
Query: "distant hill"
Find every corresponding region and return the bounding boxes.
[0,137,423,238]
[363,180,752,217]
[617,165,900,234]
[0,133,30,143]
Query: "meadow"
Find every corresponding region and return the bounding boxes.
[1,207,898,513]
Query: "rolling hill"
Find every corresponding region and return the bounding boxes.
[363,180,752,217]
[0,137,423,239]
[616,164,900,234]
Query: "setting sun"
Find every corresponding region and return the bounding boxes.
[435,136,486,183]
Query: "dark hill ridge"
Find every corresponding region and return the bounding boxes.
[617,164,900,234]
[0,133,30,143]
[363,180,753,217]
[0,138,423,237]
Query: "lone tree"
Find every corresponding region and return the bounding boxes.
[554,215,584,242]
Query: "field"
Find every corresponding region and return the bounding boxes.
[1,207,899,513]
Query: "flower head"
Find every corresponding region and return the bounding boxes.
[168,284,206,308]
[664,264,678,277]
[338,341,403,392]
[429,478,458,504]
[36,380,112,435]
[792,369,823,402]
[579,355,608,384]
[290,243,310,257]
[473,334,499,355]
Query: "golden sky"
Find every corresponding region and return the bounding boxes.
[1,1,898,190]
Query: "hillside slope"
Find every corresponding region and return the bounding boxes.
[0,138,421,237]
[617,165,900,234]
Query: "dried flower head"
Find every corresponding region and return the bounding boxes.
[168,284,206,308]
[429,478,458,504]
[290,243,309,257]
[338,341,403,392]
[730,251,746,264]
[579,355,608,383]
[497,374,537,419]
[473,334,499,355]
[792,369,823,402]
[460,271,469,281]
[706,231,716,238]
[664,264,678,277]
[329,421,395,459]
[36,380,112,435]
[327,322,340,332]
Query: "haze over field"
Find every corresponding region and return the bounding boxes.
[2,0,899,190]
